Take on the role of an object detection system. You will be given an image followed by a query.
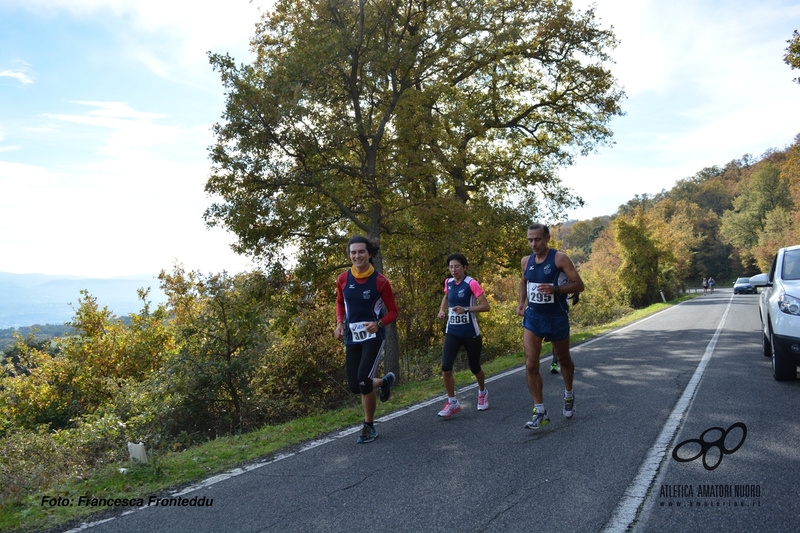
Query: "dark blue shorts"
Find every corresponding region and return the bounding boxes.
[523,308,570,342]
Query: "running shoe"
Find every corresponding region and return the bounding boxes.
[563,395,575,419]
[549,361,559,374]
[477,389,489,411]
[525,407,550,429]
[357,423,377,443]
[379,372,395,402]
[438,400,462,418]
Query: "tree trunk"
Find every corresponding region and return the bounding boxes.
[372,244,401,380]
[383,322,401,380]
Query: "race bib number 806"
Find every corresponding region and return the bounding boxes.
[448,308,470,325]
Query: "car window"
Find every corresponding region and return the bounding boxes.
[782,249,800,281]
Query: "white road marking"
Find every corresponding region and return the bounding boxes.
[601,295,733,532]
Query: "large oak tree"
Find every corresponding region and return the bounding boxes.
[205,0,624,373]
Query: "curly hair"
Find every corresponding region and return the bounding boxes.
[346,235,379,263]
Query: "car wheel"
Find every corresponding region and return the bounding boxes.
[763,333,772,357]
[772,332,797,381]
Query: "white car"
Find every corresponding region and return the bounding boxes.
[750,244,800,381]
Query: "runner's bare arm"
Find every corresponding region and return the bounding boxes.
[437,294,448,320]
[554,252,585,294]
[516,255,530,316]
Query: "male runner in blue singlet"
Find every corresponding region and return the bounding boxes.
[516,224,584,429]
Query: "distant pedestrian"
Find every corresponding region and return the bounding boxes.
[702,277,708,295]
[334,235,398,444]
[709,277,715,294]
[436,254,491,418]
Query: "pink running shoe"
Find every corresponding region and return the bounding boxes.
[438,400,461,418]
[477,389,489,411]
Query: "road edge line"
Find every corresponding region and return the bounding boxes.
[600,295,733,532]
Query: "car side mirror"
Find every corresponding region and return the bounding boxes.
[748,273,771,287]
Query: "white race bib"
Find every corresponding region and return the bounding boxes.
[349,321,377,342]
[448,308,471,325]
[527,282,554,305]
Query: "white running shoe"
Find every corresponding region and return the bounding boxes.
[563,394,575,419]
[525,407,550,429]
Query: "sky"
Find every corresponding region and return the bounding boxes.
[1,0,799,278]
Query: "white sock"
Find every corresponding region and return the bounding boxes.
[565,390,574,399]
[449,397,458,404]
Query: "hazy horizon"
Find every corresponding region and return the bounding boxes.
[0,271,167,329]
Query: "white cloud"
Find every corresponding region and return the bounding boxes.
[38,101,210,199]
[1,0,272,82]
[24,125,58,133]
[0,159,63,184]
[575,0,800,99]
[560,0,800,221]
[45,101,182,161]
[3,0,799,274]
[0,100,252,277]
[0,69,34,84]
[0,160,254,277]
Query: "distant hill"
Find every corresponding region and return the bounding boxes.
[0,272,167,329]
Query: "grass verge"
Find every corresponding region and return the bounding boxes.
[1,295,694,532]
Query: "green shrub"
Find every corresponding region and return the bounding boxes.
[570,259,631,327]
[480,299,523,360]
[0,426,79,505]
[253,299,350,423]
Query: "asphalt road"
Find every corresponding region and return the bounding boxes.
[64,289,800,533]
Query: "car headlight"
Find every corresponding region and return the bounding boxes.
[778,291,800,316]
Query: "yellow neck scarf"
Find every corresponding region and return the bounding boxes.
[351,265,375,279]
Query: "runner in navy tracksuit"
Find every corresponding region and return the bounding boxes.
[515,223,584,429]
[435,254,491,418]
[334,236,398,443]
